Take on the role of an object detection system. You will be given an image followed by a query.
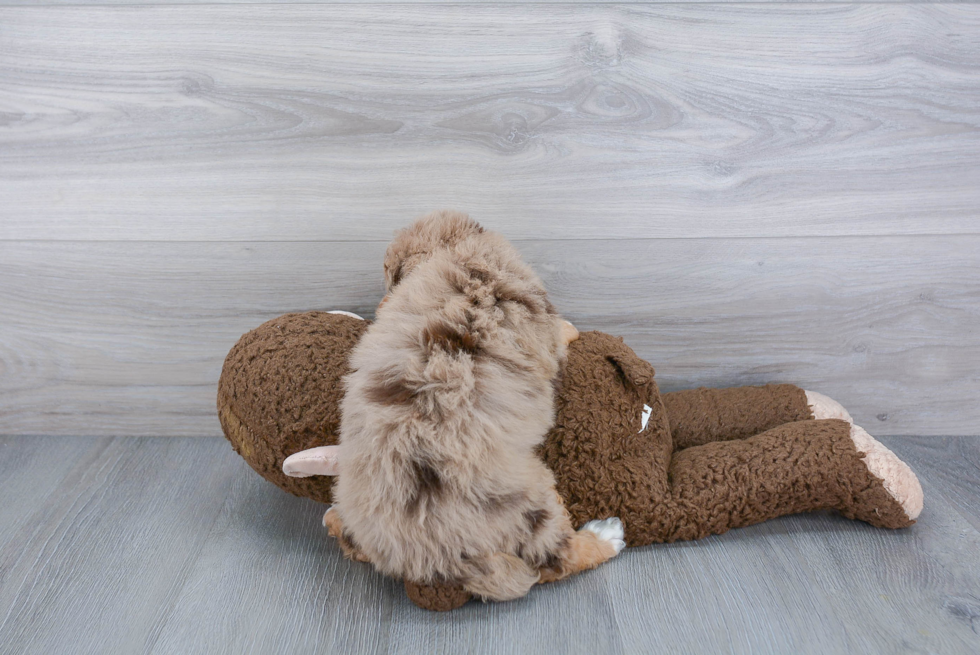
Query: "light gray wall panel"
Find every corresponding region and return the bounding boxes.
[1,5,978,240]
[3,0,972,5]
[1,236,976,437]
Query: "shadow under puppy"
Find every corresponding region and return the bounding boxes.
[329,210,624,601]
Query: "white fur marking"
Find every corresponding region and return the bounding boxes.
[850,424,924,520]
[580,517,626,554]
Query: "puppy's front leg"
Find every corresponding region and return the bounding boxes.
[538,518,625,584]
[323,507,372,563]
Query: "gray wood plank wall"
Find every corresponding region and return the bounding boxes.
[1,4,978,437]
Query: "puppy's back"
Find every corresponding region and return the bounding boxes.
[335,225,569,591]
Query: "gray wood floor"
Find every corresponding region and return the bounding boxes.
[0,434,978,655]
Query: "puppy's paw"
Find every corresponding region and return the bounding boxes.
[322,507,372,563]
[322,507,341,533]
[579,517,626,554]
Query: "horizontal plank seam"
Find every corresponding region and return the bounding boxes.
[2,233,980,245]
[2,432,972,438]
[0,433,225,439]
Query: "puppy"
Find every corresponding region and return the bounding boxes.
[331,210,623,601]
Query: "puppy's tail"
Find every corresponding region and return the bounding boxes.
[460,552,540,602]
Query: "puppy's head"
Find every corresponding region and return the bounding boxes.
[384,210,485,293]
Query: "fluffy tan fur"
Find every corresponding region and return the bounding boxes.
[333,211,615,600]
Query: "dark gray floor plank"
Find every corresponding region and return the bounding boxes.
[0,0,960,5]
[608,528,854,653]
[0,437,240,655]
[0,436,109,620]
[0,435,103,545]
[146,466,396,655]
[386,564,624,655]
[779,506,979,653]
[610,490,980,653]
[885,436,980,533]
[1,436,978,654]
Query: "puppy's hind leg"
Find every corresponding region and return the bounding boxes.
[323,507,372,563]
[538,518,625,584]
[461,552,541,602]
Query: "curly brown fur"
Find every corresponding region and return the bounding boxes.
[333,211,606,601]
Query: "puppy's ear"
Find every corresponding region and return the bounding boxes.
[384,210,484,292]
[282,446,341,477]
[383,248,404,293]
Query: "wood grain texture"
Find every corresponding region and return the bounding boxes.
[1,4,978,240]
[3,0,972,5]
[0,435,977,654]
[0,240,387,438]
[887,436,980,532]
[0,435,104,623]
[1,236,977,437]
[774,435,980,654]
[610,497,980,654]
[146,462,398,655]
[0,436,242,654]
